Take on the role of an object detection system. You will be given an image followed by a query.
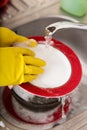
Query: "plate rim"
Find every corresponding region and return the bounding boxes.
[19,36,82,97]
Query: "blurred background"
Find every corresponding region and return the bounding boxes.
[0,0,87,29]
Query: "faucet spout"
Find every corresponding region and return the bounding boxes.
[45,21,87,36]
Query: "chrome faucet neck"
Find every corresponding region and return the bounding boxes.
[45,21,87,36]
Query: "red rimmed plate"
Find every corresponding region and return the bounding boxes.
[19,36,82,97]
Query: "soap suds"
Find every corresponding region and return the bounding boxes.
[30,44,71,88]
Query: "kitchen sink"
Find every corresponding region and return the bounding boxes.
[13,16,87,115]
[0,16,87,130]
[13,16,87,67]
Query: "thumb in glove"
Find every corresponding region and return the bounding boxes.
[0,27,37,47]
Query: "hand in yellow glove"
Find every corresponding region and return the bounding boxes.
[0,47,46,86]
[0,27,37,47]
[0,27,46,87]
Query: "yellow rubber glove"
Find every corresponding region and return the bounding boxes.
[0,47,46,86]
[0,27,37,47]
[0,27,46,87]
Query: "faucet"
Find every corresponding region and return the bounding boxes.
[45,21,87,36]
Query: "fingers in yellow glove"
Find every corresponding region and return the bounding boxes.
[24,75,38,82]
[0,47,46,86]
[24,56,46,66]
[16,47,35,56]
[16,36,37,47]
[25,65,44,74]
[0,27,37,47]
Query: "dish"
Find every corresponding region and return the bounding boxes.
[30,44,71,88]
[16,36,82,97]
[3,87,70,124]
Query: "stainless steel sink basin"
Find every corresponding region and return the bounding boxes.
[13,15,87,115]
[0,16,87,130]
[13,16,87,79]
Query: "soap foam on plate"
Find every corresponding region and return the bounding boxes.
[30,44,71,88]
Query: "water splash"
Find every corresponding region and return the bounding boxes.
[44,35,54,47]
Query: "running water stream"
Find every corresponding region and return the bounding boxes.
[44,35,53,47]
[44,34,68,120]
